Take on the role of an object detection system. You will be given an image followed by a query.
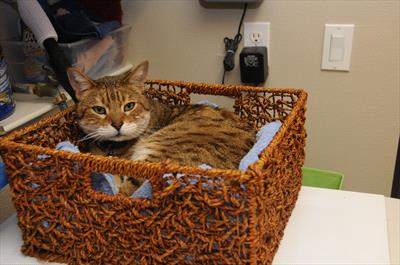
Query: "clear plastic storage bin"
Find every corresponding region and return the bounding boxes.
[0,25,131,84]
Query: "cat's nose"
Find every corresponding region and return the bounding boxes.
[111,122,123,131]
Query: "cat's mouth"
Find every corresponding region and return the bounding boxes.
[79,125,136,142]
[109,133,136,142]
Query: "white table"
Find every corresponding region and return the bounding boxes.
[1,187,399,264]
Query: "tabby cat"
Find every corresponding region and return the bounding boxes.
[67,61,256,195]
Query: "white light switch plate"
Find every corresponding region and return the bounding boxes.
[321,24,354,71]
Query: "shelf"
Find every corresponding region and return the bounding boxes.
[0,93,56,134]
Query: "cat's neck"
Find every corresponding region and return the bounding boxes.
[94,139,138,156]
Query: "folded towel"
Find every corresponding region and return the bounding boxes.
[195,100,219,109]
[56,141,80,153]
[56,141,152,199]
[90,173,117,195]
[239,121,282,171]
[131,180,153,199]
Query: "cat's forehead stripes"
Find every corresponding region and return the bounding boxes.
[93,76,142,103]
[79,73,146,111]
[108,87,117,101]
[90,84,127,103]
[96,75,125,88]
[98,88,119,105]
[89,87,139,110]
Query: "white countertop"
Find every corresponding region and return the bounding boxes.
[0,93,57,133]
[1,186,399,264]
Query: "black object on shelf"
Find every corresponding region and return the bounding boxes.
[43,38,77,103]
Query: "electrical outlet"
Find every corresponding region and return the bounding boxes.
[244,22,270,48]
[250,32,262,44]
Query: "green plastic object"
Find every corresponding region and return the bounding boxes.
[302,167,344,190]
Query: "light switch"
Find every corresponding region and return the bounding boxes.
[329,34,344,61]
[322,24,354,71]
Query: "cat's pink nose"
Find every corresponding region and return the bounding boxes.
[112,122,123,130]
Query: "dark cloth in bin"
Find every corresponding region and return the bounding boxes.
[38,0,120,43]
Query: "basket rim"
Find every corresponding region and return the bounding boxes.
[146,79,307,96]
[0,80,307,184]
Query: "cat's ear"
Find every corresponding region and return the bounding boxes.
[67,67,96,100]
[124,61,149,88]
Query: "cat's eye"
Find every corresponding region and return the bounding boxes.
[124,102,136,112]
[92,106,106,115]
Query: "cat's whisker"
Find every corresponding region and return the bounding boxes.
[78,132,99,142]
[97,127,118,137]
[79,129,114,142]
[94,135,106,142]
[95,134,110,142]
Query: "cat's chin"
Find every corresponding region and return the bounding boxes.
[108,135,136,142]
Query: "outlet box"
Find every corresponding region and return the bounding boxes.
[244,22,270,64]
[244,22,270,48]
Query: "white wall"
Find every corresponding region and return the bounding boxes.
[121,0,400,196]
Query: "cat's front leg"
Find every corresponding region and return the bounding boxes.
[129,145,154,161]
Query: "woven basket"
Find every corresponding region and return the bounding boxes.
[0,80,307,265]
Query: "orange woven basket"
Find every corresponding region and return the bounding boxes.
[0,80,307,265]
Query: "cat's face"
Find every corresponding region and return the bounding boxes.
[67,61,150,142]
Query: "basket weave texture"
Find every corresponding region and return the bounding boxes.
[0,80,307,265]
